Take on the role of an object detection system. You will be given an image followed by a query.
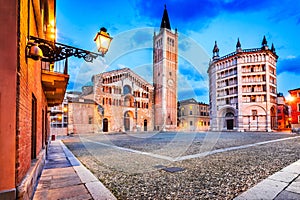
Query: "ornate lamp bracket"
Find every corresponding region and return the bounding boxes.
[27,36,103,63]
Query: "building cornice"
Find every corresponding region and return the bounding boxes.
[211,48,278,63]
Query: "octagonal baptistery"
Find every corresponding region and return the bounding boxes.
[208,37,278,132]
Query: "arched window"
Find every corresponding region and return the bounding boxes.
[124,96,131,107]
[225,112,234,117]
[123,85,131,95]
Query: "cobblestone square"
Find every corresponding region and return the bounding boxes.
[63,132,300,199]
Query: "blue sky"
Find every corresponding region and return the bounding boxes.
[56,0,300,103]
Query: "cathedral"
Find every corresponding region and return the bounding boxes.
[92,6,178,132]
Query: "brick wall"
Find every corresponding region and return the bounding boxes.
[0,0,18,196]
[15,0,50,198]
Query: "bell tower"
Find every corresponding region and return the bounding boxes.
[153,5,178,131]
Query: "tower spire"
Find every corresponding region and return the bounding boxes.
[236,38,242,52]
[271,43,276,53]
[213,41,219,59]
[160,5,171,30]
[261,35,268,50]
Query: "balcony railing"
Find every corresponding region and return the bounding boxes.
[41,61,69,107]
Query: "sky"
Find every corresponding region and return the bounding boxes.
[56,0,300,103]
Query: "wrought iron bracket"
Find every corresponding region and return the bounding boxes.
[27,36,103,63]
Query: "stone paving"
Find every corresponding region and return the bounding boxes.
[33,138,116,200]
[63,132,300,199]
[33,132,300,199]
[235,159,300,200]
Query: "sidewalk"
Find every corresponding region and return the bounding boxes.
[235,159,300,200]
[33,138,116,200]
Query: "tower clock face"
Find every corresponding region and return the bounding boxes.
[168,79,174,86]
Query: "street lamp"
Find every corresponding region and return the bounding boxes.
[26,27,112,62]
[94,27,113,56]
[134,99,138,130]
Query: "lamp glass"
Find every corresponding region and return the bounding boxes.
[95,31,112,55]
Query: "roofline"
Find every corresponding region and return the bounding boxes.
[212,47,278,63]
[96,68,154,89]
[288,88,300,92]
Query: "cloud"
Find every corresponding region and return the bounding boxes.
[179,59,205,82]
[133,0,286,32]
[130,30,153,47]
[277,56,300,75]
[178,71,209,103]
[277,72,300,95]
[179,40,191,52]
[221,0,273,12]
[134,0,219,30]
[67,57,109,91]
[178,87,208,103]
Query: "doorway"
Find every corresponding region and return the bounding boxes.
[103,118,108,132]
[226,119,234,130]
[225,112,234,130]
[31,95,37,159]
[144,119,147,131]
[124,112,130,131]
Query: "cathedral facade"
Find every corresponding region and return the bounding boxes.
[93,68,154,132]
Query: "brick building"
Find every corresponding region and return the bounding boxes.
[208,37,278,132]
[153,6,178,131]
[178,98,210,131]
[0,0,68,199]
[277,93,290,130]
[288,88,300,131]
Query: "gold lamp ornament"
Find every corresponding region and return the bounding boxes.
[94,27,113,56]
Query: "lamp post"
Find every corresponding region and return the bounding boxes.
[134,99,138,131]
[26,27,112,62]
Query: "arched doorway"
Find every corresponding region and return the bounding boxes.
[103,118,108,132]
[270,107,276,130]
[225,112,234,130]
[124,112,130,131]
[144,119,147,131]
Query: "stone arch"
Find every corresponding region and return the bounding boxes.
[218,106,237,130]
[123,95,134,107]
[124,111,134,131]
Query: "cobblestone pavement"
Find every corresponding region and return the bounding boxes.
[63,132,300,199]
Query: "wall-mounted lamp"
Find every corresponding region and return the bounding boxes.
[27,41,43,60]
[26,27,112,63]
[94,27,113,56]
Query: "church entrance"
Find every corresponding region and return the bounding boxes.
[124,112,130,131]
[103,118,108,132]
[144,119,147,131]
[225,112,234,130]
[226,119,234,130]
